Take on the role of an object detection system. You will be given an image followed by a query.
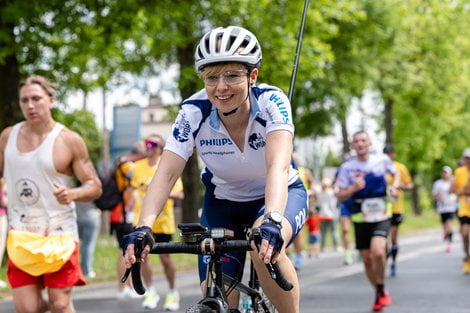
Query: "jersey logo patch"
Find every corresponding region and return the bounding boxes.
[16,178,39,205]
[173,114,191,142]
[248,133,266,150]
[200,138,233,146]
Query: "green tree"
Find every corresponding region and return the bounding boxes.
[373,0,470,213]
[114,0,340,222]
[0,0,385,221]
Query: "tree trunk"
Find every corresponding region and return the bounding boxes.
[177,33,201,223]
[340,114,350,156]
[410,170,421,215]
[82,90,88,110]
[384,97,393,146]
[0,22,21,129]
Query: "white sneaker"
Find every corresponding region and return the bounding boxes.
[163,290,180,311]
[142,289,160,309]
[87,271,96,279]
[116,286,144,300]
[116,287,131,300]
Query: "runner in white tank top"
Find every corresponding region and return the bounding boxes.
[4,122,80,239]
[0,75,102,313]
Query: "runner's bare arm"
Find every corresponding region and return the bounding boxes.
[0,127,12,180]
[67,130,102,202]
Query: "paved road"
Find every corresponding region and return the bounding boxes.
[1,230,469,312]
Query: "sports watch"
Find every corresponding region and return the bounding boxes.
[262,211,283,229]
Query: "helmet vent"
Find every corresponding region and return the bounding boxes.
[194,26,262,71]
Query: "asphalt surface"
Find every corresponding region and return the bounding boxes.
[1,230,469,312]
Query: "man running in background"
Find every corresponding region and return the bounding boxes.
[336,131,399,312]
[336,152,354,265]
[432,166,457,253]
[383,145,413,277]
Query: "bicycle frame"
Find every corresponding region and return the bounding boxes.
[222,261,275,313]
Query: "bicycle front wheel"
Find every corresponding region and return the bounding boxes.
[186,303,218,313]
[255,291,278,313]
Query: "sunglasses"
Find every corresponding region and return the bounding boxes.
[202,69,248,87]
[145,140,159,149]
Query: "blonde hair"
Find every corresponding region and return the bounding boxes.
[19,75,55,97]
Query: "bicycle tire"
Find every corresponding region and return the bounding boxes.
[186,303,218,313]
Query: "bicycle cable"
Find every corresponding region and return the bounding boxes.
[223,253,244,297]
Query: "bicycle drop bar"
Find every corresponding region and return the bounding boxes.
[251,227,294,291]
[120,237,147,295]
[121,230,293,293]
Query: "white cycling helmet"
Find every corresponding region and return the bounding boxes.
[195,26,262,71]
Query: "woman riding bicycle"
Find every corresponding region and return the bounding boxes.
[123,25,307,313]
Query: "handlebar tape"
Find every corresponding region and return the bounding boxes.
[131,263,146,295]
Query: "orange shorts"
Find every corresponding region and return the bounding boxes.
[7,243,86,289]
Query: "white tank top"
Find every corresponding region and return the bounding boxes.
[4,122,78,241]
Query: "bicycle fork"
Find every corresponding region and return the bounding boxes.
[200,255,231,313]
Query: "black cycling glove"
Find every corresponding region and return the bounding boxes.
[259,223,284,254]
[121,226,154,257]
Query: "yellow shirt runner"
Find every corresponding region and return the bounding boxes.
[131,158,183,234]
[454,166,470,218]
[386,161,412,214]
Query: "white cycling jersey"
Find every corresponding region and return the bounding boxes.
[165,83,299,202]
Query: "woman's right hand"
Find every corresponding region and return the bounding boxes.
[122,226,154,268]
[256,223,284,264]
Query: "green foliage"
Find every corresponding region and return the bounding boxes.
[372,1,470,173]
[323,149,342,167]
[2,0,470,218]
[52,108,101,165]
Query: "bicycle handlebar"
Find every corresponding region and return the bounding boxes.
[121,230,293,294]
[151,239,252,254]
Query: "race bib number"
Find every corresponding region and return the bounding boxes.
[361,198,387,222]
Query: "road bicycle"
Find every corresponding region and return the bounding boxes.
[122,223,293,313]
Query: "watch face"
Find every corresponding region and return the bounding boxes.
[270,211,283,223]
